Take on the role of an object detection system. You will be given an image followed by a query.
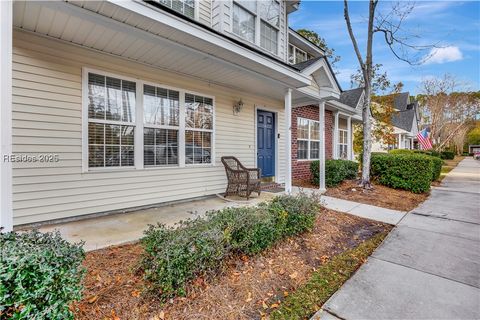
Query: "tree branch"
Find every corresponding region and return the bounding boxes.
[344,0,365,74]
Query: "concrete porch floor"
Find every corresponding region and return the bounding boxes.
[31,192,276,251]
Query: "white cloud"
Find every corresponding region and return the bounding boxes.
[424,46,463,64]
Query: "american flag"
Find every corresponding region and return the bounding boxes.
[417,128,433,150]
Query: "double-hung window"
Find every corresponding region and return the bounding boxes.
[185,94,213,164]
[259,0,279,54]
[87,73,136,168]
[232,2,256,43]
[232,0,280,55]
[85,70,215,170]
[158,0,195,19]
[297,118,320,160]
[338,129,348,159]
[143,85,180,166]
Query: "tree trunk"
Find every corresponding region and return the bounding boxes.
[359,0,376,188]
[360,85,373,188]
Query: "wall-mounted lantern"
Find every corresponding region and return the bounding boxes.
[233,99,244,115]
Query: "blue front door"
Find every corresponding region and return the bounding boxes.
[257,110,275,177]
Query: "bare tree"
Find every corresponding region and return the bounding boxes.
[344,0,434,188]
[418,75,480,152]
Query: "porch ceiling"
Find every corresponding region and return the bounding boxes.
[13,0,308,100]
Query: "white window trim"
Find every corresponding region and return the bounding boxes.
[82,67,215,172]
[161,0,196,19]
[230,0,280,56]
[297,117,320,161]
[338,129,348,159]
[289,44,308,64]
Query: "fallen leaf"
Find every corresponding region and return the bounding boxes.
[87,295,98,304]
[131,290,140,298]
[262,301,268,309]
[245,292,253,303]
[111,309,120,320]
[289,271,298,279]
[271,303,279,308]
[159,311,165,319]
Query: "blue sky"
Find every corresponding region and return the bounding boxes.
[289,1,480,95]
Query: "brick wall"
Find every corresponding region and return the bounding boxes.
[292,105,333,181]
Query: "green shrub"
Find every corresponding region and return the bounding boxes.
[310,159,358,187]
[413,150,441,158]
[0,230,85,319]
[430,156,444,181]
[370,153,433,193]
[389,149,413,155]
[140,194,320,300]
[440,151,455,160]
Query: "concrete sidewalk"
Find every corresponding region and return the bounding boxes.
[292,186,407,225]
[315,158,480,320]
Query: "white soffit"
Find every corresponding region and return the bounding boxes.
[13,1,310,99]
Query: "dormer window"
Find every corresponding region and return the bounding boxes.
[232,0,280,55]
[158,0,195,19]
[288,44,309,64]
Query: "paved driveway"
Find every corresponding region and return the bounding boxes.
[316,158,480,320]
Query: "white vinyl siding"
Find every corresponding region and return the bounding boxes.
[11,30,286,225]
[198,0,212,26]
[297,117,320,160]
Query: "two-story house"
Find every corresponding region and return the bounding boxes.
[371,92,420,152]
[0,0,360,230]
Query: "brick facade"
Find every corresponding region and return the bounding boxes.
[292,105,334,181]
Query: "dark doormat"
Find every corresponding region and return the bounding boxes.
[265,188,285,193]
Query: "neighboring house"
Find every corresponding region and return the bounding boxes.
[0,0,356,230]
[288,28,362,182]
[371,92,420,152]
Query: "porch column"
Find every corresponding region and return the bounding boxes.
[284,89,292,194]
[0,0,13,232]
[411,137,414,150]
[347,116,352,160]
[397,134,402,149]
[333,111,339,159]
[318,101,326,192]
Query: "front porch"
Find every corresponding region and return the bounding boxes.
[0,1,339,231]
[21,192,277,251]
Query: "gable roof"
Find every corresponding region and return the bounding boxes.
[293,57,342,94]
[292,56,323,72]
[391,109,416,131]
[340,87,364,108]
[393,92,410,110]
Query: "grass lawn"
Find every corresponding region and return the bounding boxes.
[270,231,388,320]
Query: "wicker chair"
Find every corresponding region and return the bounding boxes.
[221,156,261,200]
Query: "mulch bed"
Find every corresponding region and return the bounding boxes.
[73,209,391,320]
[324,180,429,212]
